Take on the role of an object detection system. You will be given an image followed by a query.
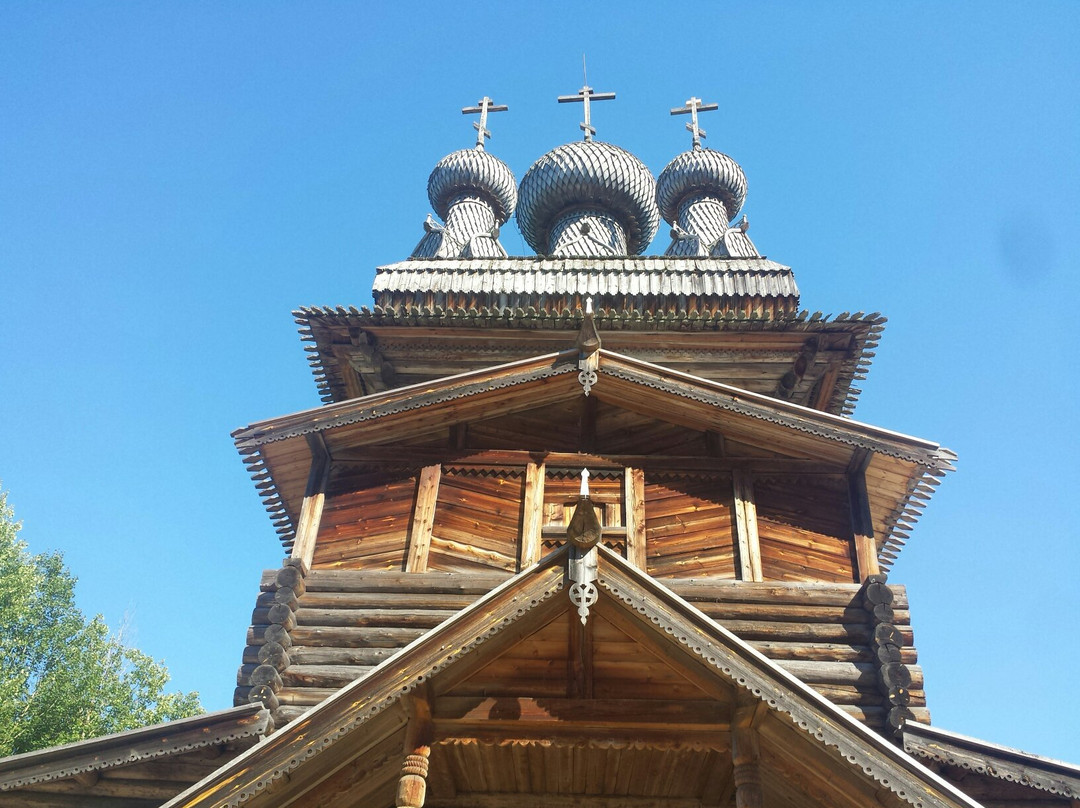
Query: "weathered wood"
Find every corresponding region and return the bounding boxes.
[291,433,331,569]
[248,684,280,711]
[332,447,846,475]
[397,695,433,808]
[520,461,545,568]
[848,448,879,580]
[732,696,763,808]
[623,467,646,569]
[299,568,511,594]
[257,641,291,671]
[733,470,762,582]
[405,464,442,573]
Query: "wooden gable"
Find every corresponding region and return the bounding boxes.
[174,548,977,808]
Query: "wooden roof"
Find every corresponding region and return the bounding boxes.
[165,546,980,808]
[0,704,269,806]
[294,306,884,416]
[233,348,953,566]
[903,722,1080,801]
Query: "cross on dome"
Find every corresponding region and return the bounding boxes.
[671,96,719,150]
[461,96,508,150]
[558,79,615,142]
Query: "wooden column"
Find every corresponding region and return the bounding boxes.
[732,695,764,808]
[290,433,331,569]
[406,465,441,572]
[847,448,880,580]
[520,461,545,569]
[397,695,433,808]
[624,467,647,570]
[733,470,762,582]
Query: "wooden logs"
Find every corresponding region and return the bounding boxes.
[243,558,309,727]
[859,572,914,735]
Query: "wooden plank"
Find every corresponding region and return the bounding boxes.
[847,448,880,580]
[291,434,331,569]
[624,467,647,569]
[520,462,545,568]
[732,470,762,582]
[405,465,441,573]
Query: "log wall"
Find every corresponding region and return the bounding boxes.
[235,568,926,733]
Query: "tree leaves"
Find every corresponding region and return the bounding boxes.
[0,489,202,755]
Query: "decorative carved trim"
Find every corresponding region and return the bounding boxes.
[596,566,970,808]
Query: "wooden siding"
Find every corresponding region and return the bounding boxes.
[311,466,417,570]
[755,475,856,583]
[644,474,737,579]
[428,468,524,573]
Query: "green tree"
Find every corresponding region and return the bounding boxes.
[0,489,201,756]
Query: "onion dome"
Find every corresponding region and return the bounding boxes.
[427,147,517,225]
[516,141,660,256]
[656,147,747,225]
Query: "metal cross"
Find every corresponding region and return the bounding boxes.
[671,96,719,149]
[462,96,508,150]
[558,82,615,142]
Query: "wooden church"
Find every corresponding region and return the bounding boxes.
[3,90,1078,808]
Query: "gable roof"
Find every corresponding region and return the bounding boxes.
[903,722,1080,799]
[0,703,269,792]
[233,347,954,565]
[164,547,979,808]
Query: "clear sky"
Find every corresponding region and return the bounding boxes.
[2,2,1078,764]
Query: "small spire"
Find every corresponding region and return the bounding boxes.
[671,96,718,150]
[558,60,615,142]
[579,468,591,498]
[461,96,508,151]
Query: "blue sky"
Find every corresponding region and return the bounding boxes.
[2,3,1078,763]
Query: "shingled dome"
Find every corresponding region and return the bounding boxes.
[517,141,660,255]
[427,148,518,225]
[656,147,747,224]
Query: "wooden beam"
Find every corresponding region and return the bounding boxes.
[732,693,763,808]
[732,470,762,582]
[624,467,647,570]
[579,394,597,453]
[433,696,731,728]
[406,465,441,573]
[520,462,545,569]
[427,796,703,808]
[847,448,879,581]
[567,601,594,699]
[397,694,434,808]
[290,433,331,569]
[331,448,846,475]
[810,361,841,411]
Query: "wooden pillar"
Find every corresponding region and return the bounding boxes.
[732,696,764,808]
[520,461,545,569]
[624,467,647,569]
[290,433,330,569]
[847,448,880,581]
[397,695,433,808]
[733,470,762,582]
[406,465,441,572]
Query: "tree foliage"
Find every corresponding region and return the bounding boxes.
[0,489,201,756]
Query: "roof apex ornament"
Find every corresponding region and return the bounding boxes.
[671,96,719,151]
[558,59,615,142]
[462,96,508,151]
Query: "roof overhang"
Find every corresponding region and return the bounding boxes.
[233,348,953,565]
